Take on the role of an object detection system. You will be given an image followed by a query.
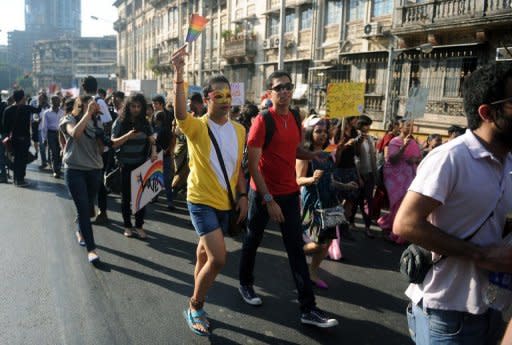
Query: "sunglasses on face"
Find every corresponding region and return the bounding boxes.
[271,83,294,92]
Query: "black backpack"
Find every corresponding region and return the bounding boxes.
[262,108,301,149]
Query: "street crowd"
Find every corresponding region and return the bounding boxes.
[1,52,512,344]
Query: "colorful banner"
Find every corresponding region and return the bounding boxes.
[186,14,209,43]
[231,82,245,106]
[326,82,365,118]
[130,151,164,214]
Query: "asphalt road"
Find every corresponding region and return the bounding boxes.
[0,164,412,345]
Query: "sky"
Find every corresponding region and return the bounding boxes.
[0,0,118,45]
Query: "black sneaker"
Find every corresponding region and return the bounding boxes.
[239,285,262,306]
[300,308,338,328]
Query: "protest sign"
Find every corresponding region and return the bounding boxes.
[130,151,164,214]
[326,82,365,118]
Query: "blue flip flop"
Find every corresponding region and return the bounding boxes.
[183,308,210,336]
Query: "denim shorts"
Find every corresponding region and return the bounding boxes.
[187,202,230,237]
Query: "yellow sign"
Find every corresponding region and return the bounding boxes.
[326,82,365,118]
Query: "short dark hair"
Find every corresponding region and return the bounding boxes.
[462,62,512,130]
[113,90,125,99]
[152,95,165,105]
[82,75,98,94]
[357,114,373,128]
[266,70,292,90]
[203,75,230,99]
[97,88,106,98]
[13,89,25,103]
[189,92,203,104]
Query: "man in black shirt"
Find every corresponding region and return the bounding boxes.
[2,90,39,186]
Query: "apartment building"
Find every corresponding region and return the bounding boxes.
[32,36,117,91]
[113,0,512,131]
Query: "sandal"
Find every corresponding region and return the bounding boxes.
[123,228,134,238]
[75,231,86,246]
[183,308,210,336]
[135,228,147,240]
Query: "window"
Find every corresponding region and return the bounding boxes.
[372,0,393,17]
[443,58,477,98]
[285,11,295,33]
[300,6,312,30]
[349,0,364,21]
[326,0,342,25]
[269,15,279,36]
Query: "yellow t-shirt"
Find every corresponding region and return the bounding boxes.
[177,113,246,210]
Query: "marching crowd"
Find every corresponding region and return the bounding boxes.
[1,54,512,344]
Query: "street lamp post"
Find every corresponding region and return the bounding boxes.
[383,42,433,127]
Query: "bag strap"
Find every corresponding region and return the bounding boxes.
[310,159,324,210]
[207,125,237,210]
[433,189,504,265]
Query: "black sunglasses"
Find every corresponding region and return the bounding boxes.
[490,96,512,106]
[271,83,294,92]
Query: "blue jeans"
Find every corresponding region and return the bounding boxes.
[162,154,174,207]
[239,189,316,312]
[39,130,47,165]
[407,302,490,345]
[65,168,101,252]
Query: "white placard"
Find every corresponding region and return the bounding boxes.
[231,82,245,106]
[130,151,164,214]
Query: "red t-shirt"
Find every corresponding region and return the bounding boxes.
[247,107,301,196]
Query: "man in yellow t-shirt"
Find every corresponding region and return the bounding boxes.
[171,46,248,337]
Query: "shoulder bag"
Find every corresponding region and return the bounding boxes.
[207,125,245,237]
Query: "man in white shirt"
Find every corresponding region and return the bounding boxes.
[394,62,512,344]
[41,95,64,177]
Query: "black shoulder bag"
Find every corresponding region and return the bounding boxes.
[400,199,500,284]
[207,125,245,237]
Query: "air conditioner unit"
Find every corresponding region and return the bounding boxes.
[363,22,383,38]
[271,37,280,48]
[262,38,270,49]
[496,47,512,61]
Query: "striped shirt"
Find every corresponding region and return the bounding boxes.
[112,117,153,166]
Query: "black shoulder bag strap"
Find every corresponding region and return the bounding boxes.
[207,125,237,210]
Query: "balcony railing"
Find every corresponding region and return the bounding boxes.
[396,0,511,28]
[222,37,257,61]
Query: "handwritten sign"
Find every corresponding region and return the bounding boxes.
[231,82,245,106]
[130,151,164,214]
[326,82,365,118]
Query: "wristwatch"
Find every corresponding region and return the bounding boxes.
[263,193,273,204]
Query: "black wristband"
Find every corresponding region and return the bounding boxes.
[238,193,248,199]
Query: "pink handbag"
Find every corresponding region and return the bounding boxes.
[327,225,343,260]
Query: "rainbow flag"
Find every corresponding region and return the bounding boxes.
[186,14,209,43]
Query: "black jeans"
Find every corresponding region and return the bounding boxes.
[120,163,146,228]
[239,189,316,312]
[12,137,30,183]
[47,130,61,174]
[350,172,375,228]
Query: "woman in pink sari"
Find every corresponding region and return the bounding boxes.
[377,120,421,244]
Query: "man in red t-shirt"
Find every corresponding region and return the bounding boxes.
[238,70,338,328]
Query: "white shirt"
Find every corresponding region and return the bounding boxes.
[95,96,112,124]
[405,130,512,314]
[207,118,238,190]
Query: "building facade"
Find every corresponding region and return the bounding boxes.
[113,0,512,131]
[32,36,117,91]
